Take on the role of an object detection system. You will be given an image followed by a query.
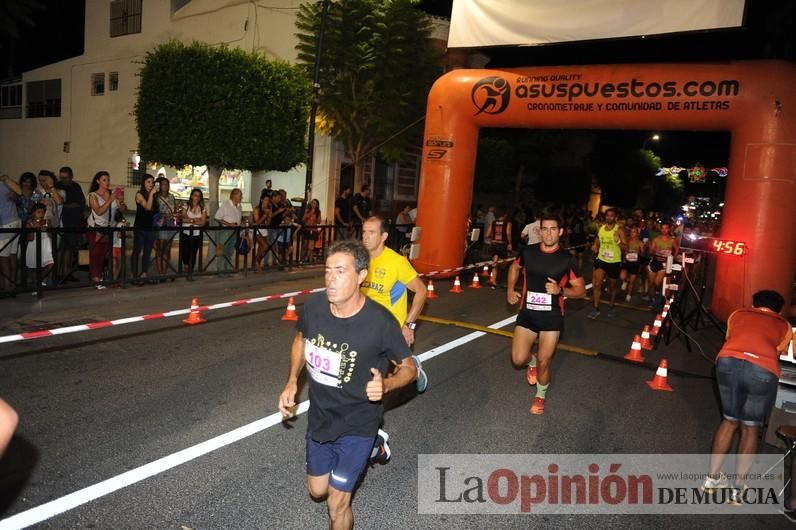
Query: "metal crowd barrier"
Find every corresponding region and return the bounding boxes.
[0,223,417,298]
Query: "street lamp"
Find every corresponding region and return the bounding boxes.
[643,133,660,150]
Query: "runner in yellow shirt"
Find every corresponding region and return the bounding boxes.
[589,208,626,319]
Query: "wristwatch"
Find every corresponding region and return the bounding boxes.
[406,321,417,330]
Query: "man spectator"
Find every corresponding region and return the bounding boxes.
[334,186,353,240]
[521,211,541,246]
[352,185,372,227]
[261,179,274,199]
[57,166,86,282]
[483,206,496,244]
[0,174,22,295]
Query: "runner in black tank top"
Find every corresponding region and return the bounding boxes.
[507,215,586,415]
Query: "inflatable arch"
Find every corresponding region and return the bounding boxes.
[415,61,796,319]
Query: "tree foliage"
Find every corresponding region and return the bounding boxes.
[135,40,310,172]
[295,0,442,185]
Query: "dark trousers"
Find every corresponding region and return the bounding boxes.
[131,229,155,277]
[179,233,203,273]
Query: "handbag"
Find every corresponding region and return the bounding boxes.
[238,237,250,255]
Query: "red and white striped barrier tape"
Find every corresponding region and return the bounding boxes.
[0,288,325,345]
[0,257,522,345]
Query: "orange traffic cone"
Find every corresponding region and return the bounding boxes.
[281,297,299,321]
[480,264,490,278]
[624,335,645,363]
[640,326,653,350]
[183,297,206,325]
[469,273,482,289]
[450,276,464,293]
[427,280,438,299]
[646,359,673,392]
[651,314,663,336]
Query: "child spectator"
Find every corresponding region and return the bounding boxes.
[25,202,54,287]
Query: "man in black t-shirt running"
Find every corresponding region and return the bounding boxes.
[507,215,586,415]
[278,240,416,530]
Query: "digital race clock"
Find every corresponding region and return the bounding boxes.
[680,236,747,256]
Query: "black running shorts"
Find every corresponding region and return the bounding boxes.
[594,259,621,279]
[516,309,564,333]
[649,260,665,273]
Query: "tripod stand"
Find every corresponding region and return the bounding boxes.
[663,252,726,351]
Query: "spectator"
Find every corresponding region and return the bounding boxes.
[396,204,412,236]
[260,179,274,200]
[153,176,176,281]
[483,206,496,244]
[87,171,125,290]
[267,191,288,259]
[15,172,36,225]
[56,166,86,282]
[408,205,418,223]
[301,198,321,262]
[24,202,54,287]
[475,204,485,225]
[0,174,23,294]
[702,290,794,504]
[36,170,65,230]
[131,174,157,284]
[180,188,207,280]
[334,186,353,239]
[214,188,242,275]
[251,194,272,271]
[352,184,372,226]
[111,209,127,284]
[521,210,541,245]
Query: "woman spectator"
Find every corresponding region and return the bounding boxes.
[153,176,176,281]
[87,171,125,289]
[179,188,207,281]
[15,172,36,225]
[301,198,321,262]
[131,174,157,284]
[36,170,65,229]
[267,191,288,261]
[251,194,272,271]
[25,202,54,287]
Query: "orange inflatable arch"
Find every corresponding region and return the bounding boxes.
[415,61,796,319]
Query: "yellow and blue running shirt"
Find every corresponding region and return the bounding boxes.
[361,247,418,326]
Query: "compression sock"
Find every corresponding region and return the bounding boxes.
[535,382,549,399]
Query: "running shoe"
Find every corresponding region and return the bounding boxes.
[700,472,728,493]
[640,294,651,302]
[621,281,628,291]
[607,306,616,318]
[95,283,106,290]
[530,396,546,415]
[625,294,632,303]
[369,429,391,465]
[727,486,747,506]
[412,355,428,393]
[587,308,600,319]
[526,363,537,385]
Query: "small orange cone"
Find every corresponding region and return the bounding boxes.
[427,280,438,299]
[281,297,299,321]
[480,265,490,278]
[651,314,663,336]
[624,335,645,363]
[640,326,653,350]
[183,297,206,325]
[469,273,482,289]
[450,276,464,293]
[646,359,674,392]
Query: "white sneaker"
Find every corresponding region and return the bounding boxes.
[625,294,631,302]
[700,473,728,492]
[621,281,628,291]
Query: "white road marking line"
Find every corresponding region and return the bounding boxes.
[0,316,516,530]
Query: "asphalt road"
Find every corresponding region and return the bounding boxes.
[0,271,790,529]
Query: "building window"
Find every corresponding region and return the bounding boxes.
[172,0,192,13]
[110,0,142,37]
[26,79,61,118]
[0,82,23,119]
[91,73,105,96]
[109,72,119,92]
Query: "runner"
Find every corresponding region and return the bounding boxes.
[485,210,512,288]
[620,226,645,303]
[588,208,626,319]
[507,215,586,415]
[645,220,678,304]
[278,240,416,530]
[360,215,428,464]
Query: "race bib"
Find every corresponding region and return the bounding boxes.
[600,248,615,260]
[526,290,552,311]
[626,252,638,262]
[305,341,341,388]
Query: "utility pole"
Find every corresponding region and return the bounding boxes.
[304,0,331,205]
